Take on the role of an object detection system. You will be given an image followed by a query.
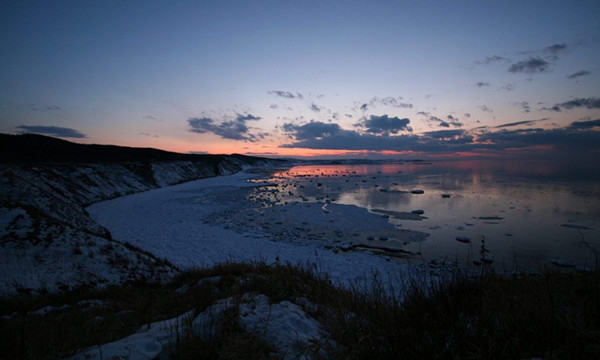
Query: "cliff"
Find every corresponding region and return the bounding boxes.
[0,134,289,296]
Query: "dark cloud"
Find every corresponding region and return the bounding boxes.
[464,113,471,118]
[476,82,490,87]
[543,43,567,54]
[370,96,413,109]
[360,103,368,111]
[28,104,62,112]
[280,119,600,156]
[282,121,342,140]
[446,115,463,128]
[423,129,468,139]
[139,132,159,138]
[499,83,516,91]
[420,112,460,128]
[236,114,261,121]
[508,57,550,74]
[16,125,86,138]
[568,119,600,129]
[188,113,261,141]
[281,127,474,153]
[547,97,600,111]
[568,70,591,79]
[495,119,548,128]
[309,103,322,112]
[476,127,600,153]
[437,120,450,128]
[515,101,531,113]
[476,55,508,65]
[357,115,412,135]
[479,105,493,113]
[268,90,303,99]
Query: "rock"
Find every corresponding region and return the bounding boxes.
[339,243,354,251]
[551,258,577,268]
[455,236,470,243]
[481,257,493,264]
[560,224,593,230]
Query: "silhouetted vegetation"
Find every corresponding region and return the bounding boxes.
[0,261,598,359]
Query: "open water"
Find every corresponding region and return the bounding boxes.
[265,160,600,271]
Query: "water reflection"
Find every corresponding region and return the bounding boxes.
[269,160,600,269]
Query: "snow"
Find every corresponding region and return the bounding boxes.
[67,311,195,360]
[71,292,333,359]
[86,171,415,289]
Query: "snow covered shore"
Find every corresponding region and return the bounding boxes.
[87,170,416,289]
[0,154,287,296]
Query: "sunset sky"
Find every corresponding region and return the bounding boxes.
[1,0,599,159]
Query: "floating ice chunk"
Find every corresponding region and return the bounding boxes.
[455,236,471,243]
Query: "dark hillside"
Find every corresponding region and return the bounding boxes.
[0,133,279,165]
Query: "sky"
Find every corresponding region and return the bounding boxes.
[1,0,599,160]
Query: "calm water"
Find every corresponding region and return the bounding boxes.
[266,160,600,270]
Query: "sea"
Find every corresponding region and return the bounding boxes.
[260,159,600,271]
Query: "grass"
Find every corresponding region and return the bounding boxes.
[0,261,598,359]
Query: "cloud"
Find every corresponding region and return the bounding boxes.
[476,127,600,153]
[188,113,261,141]
[139,132,159,138]
[476,82,490,87]
[499,83,516,91]
[356,115,412,135]
[309,103,322,112]
[543,43,568,55]
[479,105,493,112]
[495,118,549,128]
[268,90,303,99]
[547,97,600,111]
[27,104,62,112]
[281,121,342,140]
[419,112,461,128]
[423,129,468,139]
[568,70,591,79]
[446,115,463,128]
[568,119,600,129]
[508,57,550,74]
[16,125,86,138]
[476,55,508,65]
[370,96,413,109]
[236,114,261,121]
[515,101,531,113]
[279,118,600,157]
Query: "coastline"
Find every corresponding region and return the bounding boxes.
[87,169,423,290]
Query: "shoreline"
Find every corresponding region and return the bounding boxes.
[86,169,422,290]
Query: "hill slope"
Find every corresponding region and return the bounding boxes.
[0,134,289,296]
